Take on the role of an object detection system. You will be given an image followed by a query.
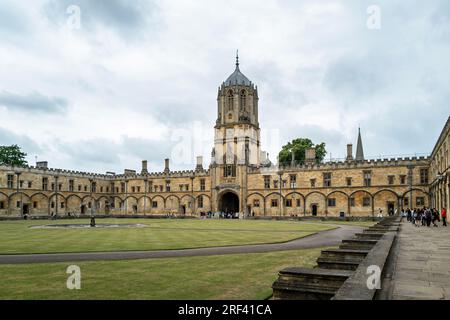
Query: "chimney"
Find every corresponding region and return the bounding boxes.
[164,158,170,173]
[196,156,203,171]
[141,160,148,175]
[36,161,48,169]
[305,148,316,165]
[346,144,354,161]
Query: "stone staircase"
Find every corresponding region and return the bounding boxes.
[272,216,399,300]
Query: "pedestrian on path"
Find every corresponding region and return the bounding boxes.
[442,207,447,227]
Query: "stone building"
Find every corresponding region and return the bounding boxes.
[0,56,448,218]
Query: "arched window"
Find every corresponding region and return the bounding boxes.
[227,90,234,111]
[240,90,246,110]
[197,195,204,208]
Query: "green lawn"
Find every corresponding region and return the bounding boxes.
[0,219,333,254]
[0,248,325,300]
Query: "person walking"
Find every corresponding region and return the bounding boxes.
[432,209,439,227]
[442,207,447,227]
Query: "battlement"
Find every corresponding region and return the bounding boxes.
[247,156,430,174]
[0,165,210,181]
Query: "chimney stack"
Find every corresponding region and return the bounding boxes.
[141,160,148,175]
[346,144,353,161]
[164,158,170,173]
[36,161,48,169]
[305,148,316,165]
[196,156,203,171]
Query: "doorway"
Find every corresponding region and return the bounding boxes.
[312,204,318,216]
[22,204,29,215]
[218,192,240,214]
[387,202,395,216]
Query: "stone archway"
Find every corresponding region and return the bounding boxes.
[218,191,240,214]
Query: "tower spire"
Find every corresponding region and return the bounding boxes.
[355,127,365,162]
[236,50,239,68]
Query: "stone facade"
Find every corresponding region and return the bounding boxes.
[429,117,450,212]
[0,57,447,218]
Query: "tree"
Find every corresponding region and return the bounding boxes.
[278,138,327,165]
[0,145,28,167]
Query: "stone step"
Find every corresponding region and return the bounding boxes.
[319,249,369,262]
[355,232,384,240]
[272,267,353,300]
[368,226,399,232]
[339,239,378,250]
[363,229,388,234]
[316,259,361,271]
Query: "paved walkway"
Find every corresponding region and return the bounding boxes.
[0,224,362,264]
[391,221,450,300]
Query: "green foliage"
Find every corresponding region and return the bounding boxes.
[0,145,28,167]
[278,138,327,165]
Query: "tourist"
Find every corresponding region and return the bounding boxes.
[406,208,412,222]
[442,207,447,227]
[432,208,439,227]
[426,208,432,227]
[413,210,420,227]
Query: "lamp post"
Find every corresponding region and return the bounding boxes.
[15,171,22,217]
[54,174,59,219]
[89,178,94,217]
[407,165,414,209]
[277,170,283,217]
[143,177,148,216]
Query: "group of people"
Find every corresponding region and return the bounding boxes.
[403,207,447,227]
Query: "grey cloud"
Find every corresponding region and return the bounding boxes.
[43,0,158,38]
[52,136,178,173]
[0,127,42,154]
[0,4,31,38]
[56,138,120,165]
[0,91,69,114]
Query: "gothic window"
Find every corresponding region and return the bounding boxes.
[416,197,425,206]
[7,174,14,189]
[197,195,204,208]
[323,173,332,187]
[264,176,271,189]
[224,165,236,177]
[285,199,292,207]
[227,90,234,111]
[271,199,278,207]
[363,171,372,187]
[420,168,428,185]
[290,175,297,188]
[346,177,352,186]
[363,197,371,207]
[240,90,246,110]
[388,176,394,185]
[200,179,206,191]
[253,199,260,207]
[327,198,336,207]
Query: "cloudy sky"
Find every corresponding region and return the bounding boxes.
[0,0,449,173]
